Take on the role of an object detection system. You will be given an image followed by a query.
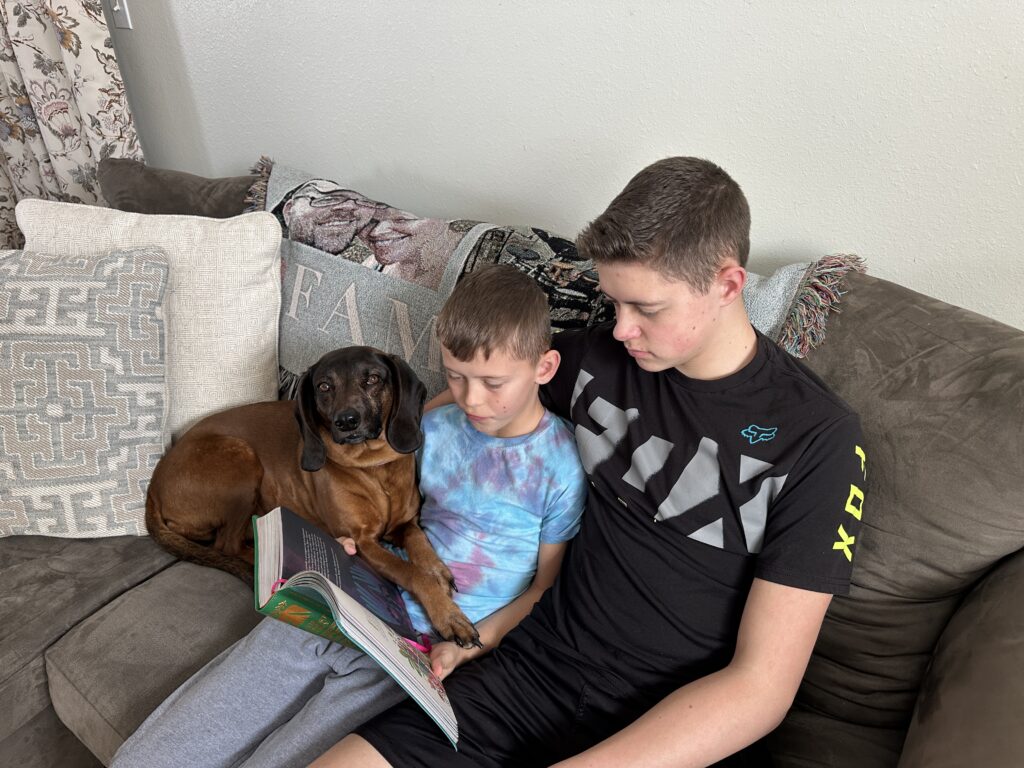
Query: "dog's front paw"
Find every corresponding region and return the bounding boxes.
[435,609,482,649]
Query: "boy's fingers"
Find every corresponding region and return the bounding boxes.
[336,536,357,555]
[431,658,445,678]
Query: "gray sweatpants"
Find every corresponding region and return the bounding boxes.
[110,617,408,768]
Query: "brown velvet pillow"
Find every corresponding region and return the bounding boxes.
[98,158,256,218]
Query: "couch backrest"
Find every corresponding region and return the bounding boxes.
[772,271,1024,760]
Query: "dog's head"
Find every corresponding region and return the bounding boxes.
[295,346,427,472]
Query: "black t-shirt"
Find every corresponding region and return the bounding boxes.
[529,324,866,694]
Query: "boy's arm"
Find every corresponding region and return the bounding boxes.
[551,578,831,768]
[429,540,567,679]
[424,388,454,412]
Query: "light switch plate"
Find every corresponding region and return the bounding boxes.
[109,0,132,29]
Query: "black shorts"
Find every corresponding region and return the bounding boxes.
[357,626,645,767]
[356,625,770,767]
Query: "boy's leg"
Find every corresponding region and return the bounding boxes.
[242,647,408,768]
[111,618,343,768]
[355,628,625,767]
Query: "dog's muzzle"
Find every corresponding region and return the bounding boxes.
[331,409,382,444]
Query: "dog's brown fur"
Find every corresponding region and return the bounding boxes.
[145,346,479,646]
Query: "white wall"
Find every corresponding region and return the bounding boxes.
[109,0,1024,329]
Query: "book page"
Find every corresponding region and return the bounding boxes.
[260,507,416,639]
[315,575,458,748]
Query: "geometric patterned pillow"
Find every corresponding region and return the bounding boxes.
[0,248,169,537]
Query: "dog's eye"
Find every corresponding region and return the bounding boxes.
[317,382,331,392]
[366,373,382,386]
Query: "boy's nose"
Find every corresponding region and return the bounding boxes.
[463,380,485,407]
[612,315,641,342]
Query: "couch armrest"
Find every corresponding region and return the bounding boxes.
[898,547,1024,767]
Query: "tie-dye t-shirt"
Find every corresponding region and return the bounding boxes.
[401,403,586,636]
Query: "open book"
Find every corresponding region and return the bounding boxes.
[253,506,458,748]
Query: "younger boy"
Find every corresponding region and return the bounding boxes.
[111,264,586,768]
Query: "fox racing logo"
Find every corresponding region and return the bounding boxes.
[741,424,777,445]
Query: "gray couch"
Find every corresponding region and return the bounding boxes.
[3,268,1023,768]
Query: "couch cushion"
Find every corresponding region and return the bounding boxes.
[0,247,170,537]
[768,705,907,767]
[45,561,260,765]
[0,536,173,749]
[98,158,255,218]
[769,271,1024,764]
[16,201,282,443]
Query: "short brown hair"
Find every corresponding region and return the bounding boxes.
[576,157,750,293]
[437,264,551,362]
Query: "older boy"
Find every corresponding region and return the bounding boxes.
[313,157,867,767]
[111,265,586,768]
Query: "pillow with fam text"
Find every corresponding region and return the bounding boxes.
[0,248,169,537]
[261,163,611,399]
[16,200,283,446]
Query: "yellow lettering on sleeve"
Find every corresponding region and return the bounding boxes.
[845,484,864,521]
[833,525,856,562]
[855,445,867,477]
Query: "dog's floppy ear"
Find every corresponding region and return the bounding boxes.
[382,353,426,454]
[294,367,327,471]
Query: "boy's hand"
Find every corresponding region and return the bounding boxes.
[335,536,357,556]
[429,640,478,680]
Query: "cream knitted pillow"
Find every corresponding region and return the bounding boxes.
[16,200,282,444]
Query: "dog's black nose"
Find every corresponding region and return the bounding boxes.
[334,409,361,431]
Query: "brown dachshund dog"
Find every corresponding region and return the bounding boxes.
[145,346,479,646]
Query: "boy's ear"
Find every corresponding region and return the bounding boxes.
[717,263,747,305]
[534,349,561,385]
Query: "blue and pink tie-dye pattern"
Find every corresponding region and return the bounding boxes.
[401,404,586,635]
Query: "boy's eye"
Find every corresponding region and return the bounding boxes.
[445,371,462,381]
[606,298,657,318]
[484,381,504,390]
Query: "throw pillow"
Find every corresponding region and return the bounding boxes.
[98,158,256,218]
[266,165,493,399]
[16,200,282,444]
[263,164,613,399]
[0,247,169,537]
[745,254,866,357]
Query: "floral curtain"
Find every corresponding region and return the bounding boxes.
[0,0,141,248]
